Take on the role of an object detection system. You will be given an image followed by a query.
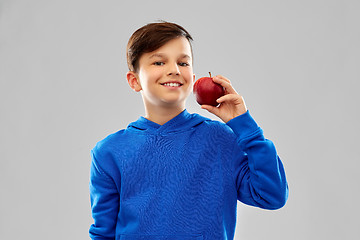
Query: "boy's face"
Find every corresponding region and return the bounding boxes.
[129,37,195,109]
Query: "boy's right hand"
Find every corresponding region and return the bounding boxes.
[201,75,248,123]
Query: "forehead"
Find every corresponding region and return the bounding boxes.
[142,37,192,60]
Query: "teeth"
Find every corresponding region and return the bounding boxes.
[164,83,180,87]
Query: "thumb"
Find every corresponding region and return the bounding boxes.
[201,104,220,116]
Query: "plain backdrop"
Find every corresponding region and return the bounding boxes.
[1,0,359,239]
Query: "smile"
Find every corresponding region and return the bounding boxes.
[161,82,183,87]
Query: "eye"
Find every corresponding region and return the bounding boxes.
[179,62,190,67]
[153,61,164,66]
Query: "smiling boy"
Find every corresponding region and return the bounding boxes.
[127,36,194,125]
[89,21,288,240]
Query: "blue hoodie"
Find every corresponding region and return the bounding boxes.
[89,110,288,240]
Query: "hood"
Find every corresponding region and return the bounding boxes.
[127,109,209,135]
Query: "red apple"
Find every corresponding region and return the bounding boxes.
[193,72,225,106]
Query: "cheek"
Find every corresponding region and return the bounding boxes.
[139,69,162,86]
[150,69,164,80]
[184,72,194,91]
[182,69,193,81]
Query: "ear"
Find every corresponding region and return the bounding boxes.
[193,74,196,82]
[127,71,142,92]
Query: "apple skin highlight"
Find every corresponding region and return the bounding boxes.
[193,72,225,107]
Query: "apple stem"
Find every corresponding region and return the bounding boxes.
[209,72,212,78]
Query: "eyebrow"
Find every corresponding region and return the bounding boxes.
[149,53,191,60]
[179,54,191,60]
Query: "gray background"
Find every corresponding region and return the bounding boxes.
[1,0,359,239]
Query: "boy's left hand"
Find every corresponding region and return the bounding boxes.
[201,75,247,123]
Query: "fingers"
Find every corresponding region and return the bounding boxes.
[211,75,243,105]
[212,75,237,94]
[201,75,247,122]
[214,75,231,83]
[216,94,245,105]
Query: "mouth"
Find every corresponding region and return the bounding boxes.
[160,81,183,88]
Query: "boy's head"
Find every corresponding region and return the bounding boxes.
[126,21,195,114]
[126,21,193,73]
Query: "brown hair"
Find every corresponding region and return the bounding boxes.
[126,21,193,73]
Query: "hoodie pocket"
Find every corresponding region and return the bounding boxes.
[119,234,203,240]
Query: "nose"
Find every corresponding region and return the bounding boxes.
[167,62,180,76]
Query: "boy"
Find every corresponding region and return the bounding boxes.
[89,21,288,240]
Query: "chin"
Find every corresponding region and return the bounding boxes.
[159,97,186,107]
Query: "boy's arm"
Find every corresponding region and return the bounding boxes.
[89,149,119,240]
[202,75,288,209]
[227,111,288,209]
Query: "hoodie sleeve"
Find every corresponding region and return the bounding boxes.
[89,149,119,240]
[226,110,288,210]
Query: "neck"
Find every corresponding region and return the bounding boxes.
[143,103,186,125]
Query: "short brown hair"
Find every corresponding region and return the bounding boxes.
[126,21,193,73]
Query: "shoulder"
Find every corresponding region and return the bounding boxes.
[92,129,126,160]
[90,129,130,177]
[192,112,233,132]
[192,113,236,140]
